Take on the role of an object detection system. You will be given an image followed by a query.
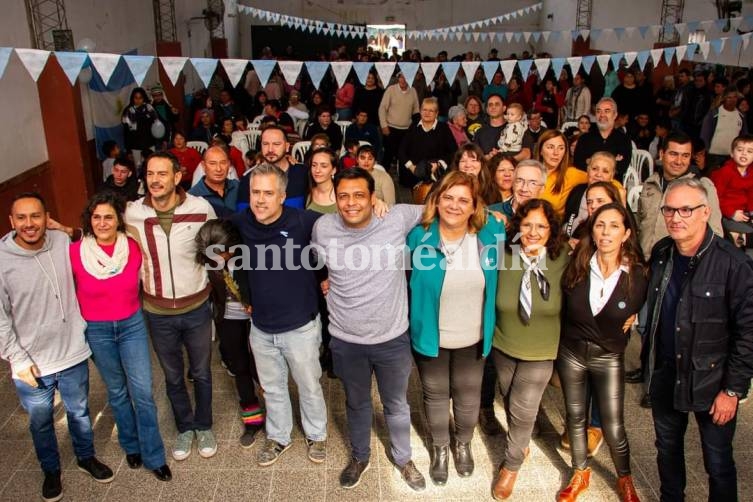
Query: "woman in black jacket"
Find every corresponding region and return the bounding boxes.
[121,87,159,170]
[557,203,648,502]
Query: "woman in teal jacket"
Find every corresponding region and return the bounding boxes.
[407,171,505,486]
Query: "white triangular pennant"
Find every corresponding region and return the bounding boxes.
[499,60,516,84]
[306,61,329,89]
[649,25,662,38]
[374,62,396,87]
[159,56,188,86]
[504,32,515,43]
[650,49,664,66]
[54,51,89,85]
[15,48,50,82]
[461,61,480,81]
[595,54,611,75]
[221,59,248,87]
[534,58,550,75]
[252,59,277,87]
[541,31,551,43]
[330,61,353,88]
[743,36,751,51]
[624,27,637,39]
[89,53,121,85]
[699,42,711,60]
[441,61,460,84]
[190,58,219,88]
[352,62,373,85]
[566,56,583,75]
[0,47,12,80]
[123,54,154,86]
[622,51,637,67]
[481,61,499,84]
[277,61,302,86]
[398,62,419,87]
[675,23,687,36]
[675,45,688,63]
[523,32,532,43]
[420,62,440,85]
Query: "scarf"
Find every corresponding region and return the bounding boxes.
[518,248,550,325]
[80,233,130,280]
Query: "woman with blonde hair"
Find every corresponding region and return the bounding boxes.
[536,129,589,219]
[407,171,505,486]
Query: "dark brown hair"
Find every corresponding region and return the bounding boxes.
[507,199,563,260]
[451,143,501,205]
[80,191,126,236]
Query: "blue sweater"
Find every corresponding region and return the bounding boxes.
[230,206,322,333]
[406,217,506,357]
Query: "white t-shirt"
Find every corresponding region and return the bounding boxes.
[709,107,744,155]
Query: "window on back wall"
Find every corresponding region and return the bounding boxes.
[688,30,706,44]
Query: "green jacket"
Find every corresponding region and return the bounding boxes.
[406,217,506,357]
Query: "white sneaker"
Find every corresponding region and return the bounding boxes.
[196,429,218,458]
[172,430,195,461]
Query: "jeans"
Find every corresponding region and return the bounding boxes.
[330,332,413,466]
[557,339,630,476]
[249,316,327,445]
[144,301,213,433]
[415,345,485,446]
[14,360,94,472]
[215,317,260,408]
[493,349,553,471]
[86,309,166,469]
[650,362,738,502]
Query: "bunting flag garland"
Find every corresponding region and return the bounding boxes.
[517,59,533,78]
[159,56,187,86]
[190,58,219,88]
[0,47,11,80]
[305,61,330,90]
[15,48,50,82]
[481,61,499,84]
[500,60,517,84]
[88,53,122,86]
[123,55,155,86]
[374,61,396,87]
[441,61,460,85]
[420,62,440,85]
[252,59,277,87]
[221,59,249,87]
[461,61,480,81]
[278,61,303,86]
[55,51,89,85]
[330,61,353,88]
[580,55,595,74]
[352,62,373,85]
[398,62,419,87]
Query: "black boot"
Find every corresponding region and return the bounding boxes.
[453,441,474,477]
[429,445,449,485]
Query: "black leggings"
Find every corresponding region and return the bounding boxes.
[557,338,631,476]
[414,345,486,446]
[215,317,260,408]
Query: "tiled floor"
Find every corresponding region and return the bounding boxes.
[0,334,752,501]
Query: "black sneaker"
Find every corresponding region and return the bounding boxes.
[340,457,370,489]
[77,457,114,483]
[42,470,62,502]
[397,460,426,492]
[239,424,262,448]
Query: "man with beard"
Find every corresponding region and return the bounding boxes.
[124,152,218,463]
[237,126,308,212]
[573,97,633,180]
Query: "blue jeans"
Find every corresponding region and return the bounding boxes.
[330,332,413,466]
[650,362,738,501]
[86,310,166,469]
[144,301,213,433]
[249,316,327,445]
[14,360,94,472]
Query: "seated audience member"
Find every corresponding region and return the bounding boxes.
[306,107,343,151]
[356,144,396,206]
[190,109,219,144]
[448,105,471,147]
[710,133,753,247]
[344,109,382,158]
[340,139,360,170]
[169,131,203,186]
[100,155,142,201]
[526,111,546,144]
[101,140,121,182]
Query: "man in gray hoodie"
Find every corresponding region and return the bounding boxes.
[0,192,113,502]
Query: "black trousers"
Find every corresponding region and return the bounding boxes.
[215,317,260,408]
[414,345,486,446]
[382,126,407,172]
[557,338,631,476]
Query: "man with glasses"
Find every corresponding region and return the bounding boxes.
[642,177,753,502]
[573,97,632,180]
[492,159,548,227]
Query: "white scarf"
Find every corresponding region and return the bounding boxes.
[80,233,130,280]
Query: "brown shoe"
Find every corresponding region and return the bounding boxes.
[617,475,641,502]
[558,468,591,502]
[586,427,603,458]
[492,467,518,500]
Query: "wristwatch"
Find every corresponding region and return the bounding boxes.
[725,389,742,399]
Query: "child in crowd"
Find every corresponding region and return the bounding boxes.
[340,139,360,169]
[101,140,120,183]
[710,134,753,248]
[497,103,527,156]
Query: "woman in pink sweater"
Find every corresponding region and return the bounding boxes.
[335,77,356,121]
[69,192,171,482]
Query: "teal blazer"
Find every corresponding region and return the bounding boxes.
[406,216,506,357]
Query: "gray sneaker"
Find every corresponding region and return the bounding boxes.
[257,439,291,466]
[172,430,194,461]
[306,439,326,463]
[196,429,218,458]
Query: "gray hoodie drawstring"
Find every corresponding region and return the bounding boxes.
[34,251,65,323]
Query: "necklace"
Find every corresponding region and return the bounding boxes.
[440,233,467,265]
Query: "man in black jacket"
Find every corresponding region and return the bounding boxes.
[643,177,753,502]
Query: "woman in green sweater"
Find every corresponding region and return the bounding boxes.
[491,199,569,501]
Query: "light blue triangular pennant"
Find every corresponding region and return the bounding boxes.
[550,58,566,78]
[571,30,580,41]
[190,58,219,88]
[614,27,625,40]
[398,62,419,87]
[464,33,472,42]
[663,47,676,65]
[531,32,541,42]
[590,29,602,41]
[709,39,724,55]
[729,35,742,54]
[610,53,624,69]
[352,62,373,85]
[54,51,88,85]
[513,32,523,42]
[687,21,700,32]
[686,44,699,60]
[517,59,533,78]
[0,47,11,80]
[251,60,277,87]
[636,50,650,71]
[638,26,650,39]
[441,61,460,84]
[123,55,154,86]
[481,61,499,83]
[581,55,595,74]
[305,61,329,90]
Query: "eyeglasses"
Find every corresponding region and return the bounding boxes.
[520,223,550,232]
[514,179,543,188]
[660,204,706,218]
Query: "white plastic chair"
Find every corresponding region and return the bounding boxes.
[291,141,311,164]
[627,184,643,213]
[250,115,263,127]
[245,129,261,152]
[230,131,250,155]
[560,121,579,132]
[622,166,641,194]
[630,149,654,181]
[336,120,351,138]
[187,141,208,155]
